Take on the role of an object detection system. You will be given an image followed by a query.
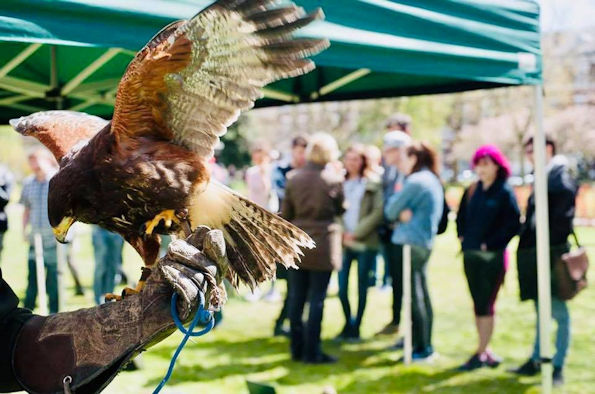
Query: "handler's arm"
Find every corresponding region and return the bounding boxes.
[1,228,226,394]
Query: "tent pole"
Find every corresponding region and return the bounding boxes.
[402,244,412,364]
[533,84,552,394]
[50,45,64,110]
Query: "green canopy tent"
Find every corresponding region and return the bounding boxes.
[0,1,554,392]
[0,0,541,117]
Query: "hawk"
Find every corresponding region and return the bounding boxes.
[11,0,327,291]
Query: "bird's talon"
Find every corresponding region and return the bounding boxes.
[175,209,189,221]
[105,293,122,302]
[144,209,179,235]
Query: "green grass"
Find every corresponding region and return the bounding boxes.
[2,201,594,393]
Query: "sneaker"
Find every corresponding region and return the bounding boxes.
[345,325,361,342]
[273,325,290,337]
[483,351,502,368]
[389,337,405,350]
[303,353,338,364]
[507,359,540,376]
[375,323,399,336]
[412,348,438,363]
[334,325,351,342]
[458,353,485,371]
[553,367,564,387]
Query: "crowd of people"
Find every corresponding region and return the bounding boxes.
[0,113,579,387]
[240,114,578,387]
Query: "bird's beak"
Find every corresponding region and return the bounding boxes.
[53,217,75,243]
[9,117,24,133]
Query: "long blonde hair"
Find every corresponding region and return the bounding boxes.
[306,132,339,165]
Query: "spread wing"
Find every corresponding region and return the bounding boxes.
[9,110,109,162]
[112,0,328,157]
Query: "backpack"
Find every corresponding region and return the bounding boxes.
[437,188,451,235]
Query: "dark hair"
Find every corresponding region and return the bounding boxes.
[524,135,556,156]
[344,144,368,178]
[407,142,439,176]
[292,136,308,148]
[385,113,412,133]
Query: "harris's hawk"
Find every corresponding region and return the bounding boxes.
[10,0,327,291]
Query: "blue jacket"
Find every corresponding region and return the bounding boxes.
[385,168,444,249]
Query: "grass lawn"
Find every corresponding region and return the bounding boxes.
[1,201,594,394]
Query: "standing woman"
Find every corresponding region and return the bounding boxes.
[337,145,383,340]
[384,142,444,362]
[456,145,520,370]
[282,133,344,364]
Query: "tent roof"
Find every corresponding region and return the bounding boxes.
[0,0,542,120]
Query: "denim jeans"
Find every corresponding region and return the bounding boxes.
[24,243,59,313]
[92,227,124,305]
[288,268,331,360]
[531,296,570,368]
[338,247,377,330]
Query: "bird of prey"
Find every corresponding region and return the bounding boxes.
[10,0,327,291]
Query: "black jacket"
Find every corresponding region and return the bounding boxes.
[0,166,13,233]
[0,269,34,391]
[457,178,520,251]
[518,156,578,249]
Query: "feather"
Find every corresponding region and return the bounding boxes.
[9,111,108,163]
[111,0,328,159]
[189,181,314,288]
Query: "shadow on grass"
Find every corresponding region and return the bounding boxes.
[340,370,536,393]
[143,334,536,393]
[149,336,289,361]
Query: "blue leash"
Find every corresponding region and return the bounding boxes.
[153,292,214,394]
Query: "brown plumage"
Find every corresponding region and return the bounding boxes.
[10,0,326,288]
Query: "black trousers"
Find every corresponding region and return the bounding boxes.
[288,268,331,360]
[408,245,433,352]
[275,278,290,329]
[383,241,403,326]
[463,250,506,316]
[389,243,433,351]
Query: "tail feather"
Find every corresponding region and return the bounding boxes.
[189,181,314,288]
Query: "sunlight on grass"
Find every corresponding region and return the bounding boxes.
[1,204,593,393]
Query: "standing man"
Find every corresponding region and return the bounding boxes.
[271,136,308,336]
[375,113,412,338]
[92,226,125,305]
[20,149,59,314]
[0,164,14,262]
[510,136,578,386]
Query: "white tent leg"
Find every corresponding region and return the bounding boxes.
[34,233,49,315]
[402,244,412,364]
[533,84,552,393]
[57,242,67,312]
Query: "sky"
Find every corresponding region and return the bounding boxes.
[540,0,595,32]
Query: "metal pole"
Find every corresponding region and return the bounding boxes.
[402,244,412,364]
[33,233,49,315]
[50,45,64,110]
[534,84,552,393]
[57,242,67,312]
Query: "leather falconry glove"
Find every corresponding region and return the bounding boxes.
[11,226,228,394]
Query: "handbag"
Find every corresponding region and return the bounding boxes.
[554,231,589,300]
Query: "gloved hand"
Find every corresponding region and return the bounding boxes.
[11,227,228,394]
